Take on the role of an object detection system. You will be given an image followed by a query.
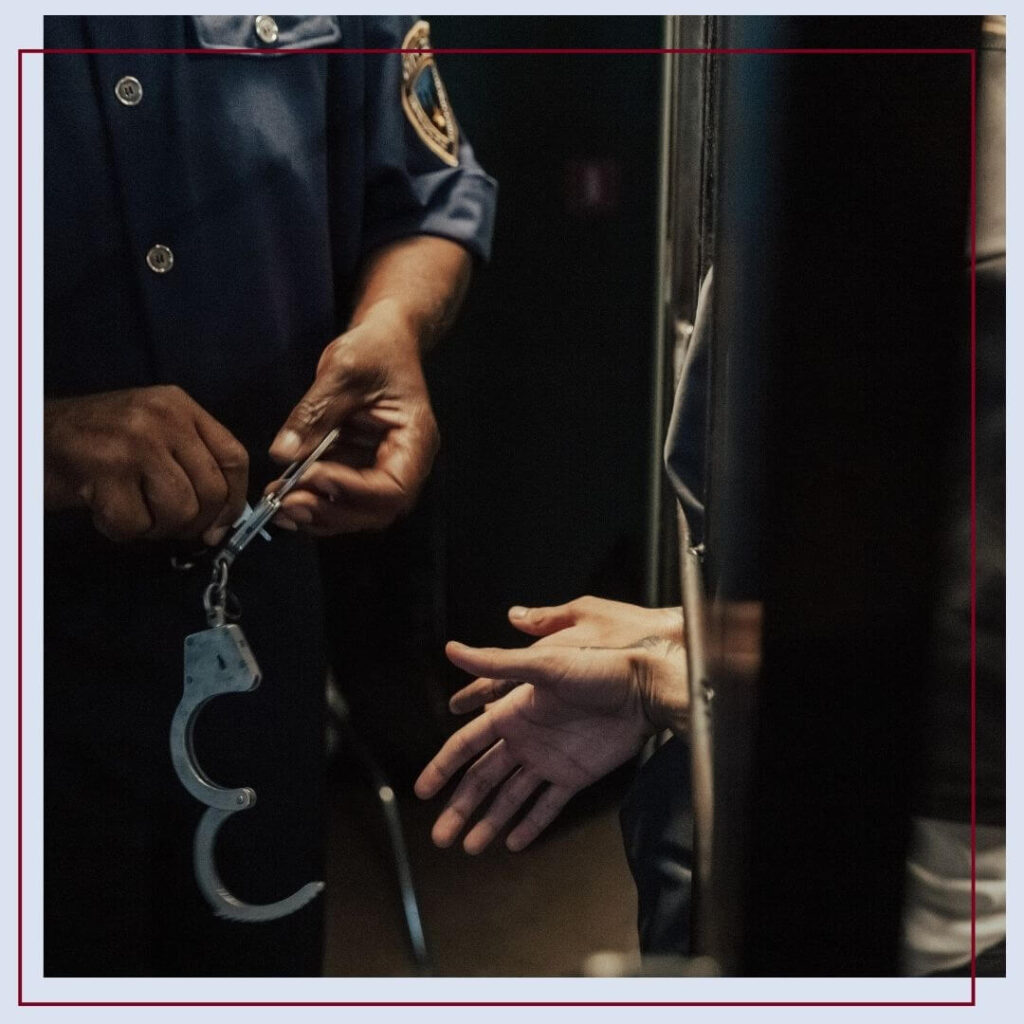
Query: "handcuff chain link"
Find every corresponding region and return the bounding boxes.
[202,556,230,627]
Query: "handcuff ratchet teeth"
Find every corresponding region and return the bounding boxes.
[170,429,338,921]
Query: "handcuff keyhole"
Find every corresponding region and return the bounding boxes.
[216,654,227,672]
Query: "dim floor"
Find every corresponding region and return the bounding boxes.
[322,759,640,977]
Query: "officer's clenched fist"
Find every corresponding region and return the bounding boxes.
[44,385,249,544]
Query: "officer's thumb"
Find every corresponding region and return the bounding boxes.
[270,377,358,464]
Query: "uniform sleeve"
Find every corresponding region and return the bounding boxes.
[359,16,497,262]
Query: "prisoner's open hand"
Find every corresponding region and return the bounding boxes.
[448,596,683,716]
[44,386,249,543]
[415,630,688,854]
[268,312,438,536]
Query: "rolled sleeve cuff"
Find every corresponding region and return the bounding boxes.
[362,164,497,264]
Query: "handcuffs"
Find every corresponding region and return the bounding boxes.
[169,429,338,921]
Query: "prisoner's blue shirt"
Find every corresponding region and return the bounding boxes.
[44,15,497,479]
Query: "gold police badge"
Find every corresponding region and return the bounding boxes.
[401,21,459,167]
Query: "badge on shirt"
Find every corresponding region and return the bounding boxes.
[401,21,459,167]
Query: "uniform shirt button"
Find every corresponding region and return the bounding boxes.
[114,76,143,106]
[254,15,279,45]
[146,245,174,274]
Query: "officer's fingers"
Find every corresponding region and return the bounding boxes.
[507,602,579,637]
[379,414,438,494]
[275,459,413,533]
[414,714,501,801]
[429,741,517,849]
[285,465,405,514]
[312,434,430,514]
[268,461,371,504]
[274,490,390,535]
[141,460,200,540]
[301,511,391,537]
[172,432,234,541]
[140,454,201,539]
[271,410,438,531]
[505,785,574,852]
[88,476,153,542]
[448,676,522,715]
[462,768,545,855]
[334,408,437,494]
[310,436,380,471]
[269,375,364,465]
[191,410,249,528]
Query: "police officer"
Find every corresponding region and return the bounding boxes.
[43,15,495,976]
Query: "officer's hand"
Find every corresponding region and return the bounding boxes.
[44,386,249,543]
[268,311,439,535]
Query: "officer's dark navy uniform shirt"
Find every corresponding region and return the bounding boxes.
[43,15,495,976]
[45,15,495,458]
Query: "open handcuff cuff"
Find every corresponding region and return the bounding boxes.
[169,429,338,922]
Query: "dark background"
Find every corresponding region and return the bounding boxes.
[320,16,665,778]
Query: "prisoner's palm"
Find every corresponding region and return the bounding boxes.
[415,635,686,854]
[493,682,648,789]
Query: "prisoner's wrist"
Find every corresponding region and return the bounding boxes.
[653,606,684,644]
[636,639,690,737]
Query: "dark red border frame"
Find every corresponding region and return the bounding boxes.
[14,41,974,1007]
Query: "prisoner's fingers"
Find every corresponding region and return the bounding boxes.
[448,675,522,715]
[429,741,516,848]
[414,712,501,800]
[445,640,582,689]
[506,785,574,852]
[508,602,578,637]
[462,767,545,855]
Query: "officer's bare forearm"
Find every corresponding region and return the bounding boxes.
[348,236,472,354]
